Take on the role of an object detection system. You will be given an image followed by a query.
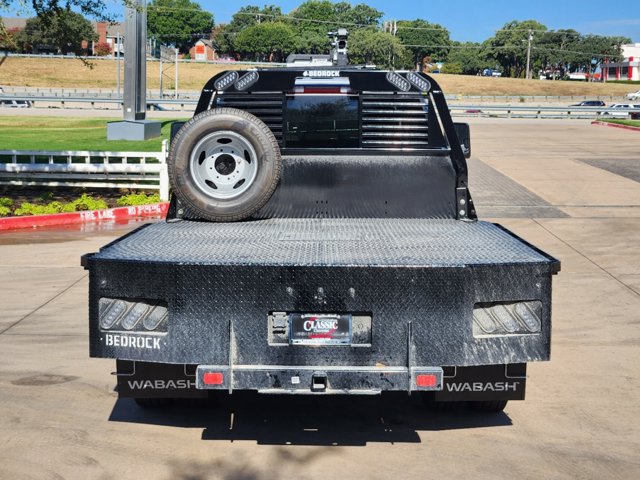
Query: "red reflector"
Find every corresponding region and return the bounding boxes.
[203,372,224,385]
[416,374,437,388]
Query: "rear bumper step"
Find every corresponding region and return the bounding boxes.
[196,365,444,394]
[115,360,527,399]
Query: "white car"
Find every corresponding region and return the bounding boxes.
[601,103,640,117]
[0,99,32,108]
[627,90,640,101]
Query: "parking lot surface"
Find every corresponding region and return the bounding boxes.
[1,118,639,479]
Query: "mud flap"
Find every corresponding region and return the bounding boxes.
[433,364,527,402]
[115,360,206,399]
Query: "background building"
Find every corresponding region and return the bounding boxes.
[605,43,640,81]
[189,39,216,61]
[93,22,124,56]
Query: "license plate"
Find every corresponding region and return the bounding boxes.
[289,313,352,345]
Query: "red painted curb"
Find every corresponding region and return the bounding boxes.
[0,202,170,231]
[591,121,640,132]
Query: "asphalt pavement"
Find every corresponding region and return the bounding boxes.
[0,118,639,479]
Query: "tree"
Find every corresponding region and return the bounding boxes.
[337,3,383,26]
[348,29,408,69]
[0,24,21,52]
[0,0,111,22]
[573,34,630,80]
[213,5,283,57]
[396,19,451,68]
[93,41,112,56]
[534,29,583,78]
[440,62,462,74]
[446,42,490,75]
[289,1,383,55]
[485,20,547,78]
[147,0,214,53]
[14,9,96,54]
[527,30,629,79]
[234,22,295,62]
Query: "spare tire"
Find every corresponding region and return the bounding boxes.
[168,108,281,222]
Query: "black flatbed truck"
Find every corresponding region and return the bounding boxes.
[83,67,559,412]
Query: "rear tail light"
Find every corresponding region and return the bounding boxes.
[413,368,443,390]
[473,301,543,337]
[203,372,224,385]
[98,298,168,333]
[416,374,438,388]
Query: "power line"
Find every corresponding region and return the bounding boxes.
[9,28,619,58]
[146,8,553,35]
[532,46,614,58]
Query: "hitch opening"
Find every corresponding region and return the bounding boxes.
[311,373,328,392]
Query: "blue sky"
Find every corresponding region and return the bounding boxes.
[3,0,639,42]
[202,0,639,42]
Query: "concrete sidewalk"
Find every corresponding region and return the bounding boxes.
[0,119,639,479]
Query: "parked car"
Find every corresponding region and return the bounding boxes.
[601,103,640,117]
[627,90,640,101]
[570,100,605,107]
[0,99,32,108]
[481,68,502,77]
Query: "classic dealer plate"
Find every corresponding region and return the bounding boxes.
[289,313,352,345]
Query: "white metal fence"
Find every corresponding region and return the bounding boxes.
[0,140,169,200]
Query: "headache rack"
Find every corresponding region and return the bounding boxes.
[196,70,457,157]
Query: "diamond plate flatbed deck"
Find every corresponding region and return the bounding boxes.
[86,219,558,369]
[93,218,555,268]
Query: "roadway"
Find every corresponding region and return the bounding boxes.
[0,118,639,479]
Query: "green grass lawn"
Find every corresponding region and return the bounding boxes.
[600,118,640,128]
[0,117,187,151]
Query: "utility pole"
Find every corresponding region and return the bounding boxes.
[525,30,533,80]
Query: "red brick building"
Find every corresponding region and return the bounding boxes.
[93,22,124,56]
[189,39,217,61]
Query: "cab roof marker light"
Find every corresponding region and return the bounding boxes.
[121,302,149,330]
[99,299,127,329]
[385,71,411,92]
[214,71,239,91]
[235,71,259,91]
[406,72,432,92]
